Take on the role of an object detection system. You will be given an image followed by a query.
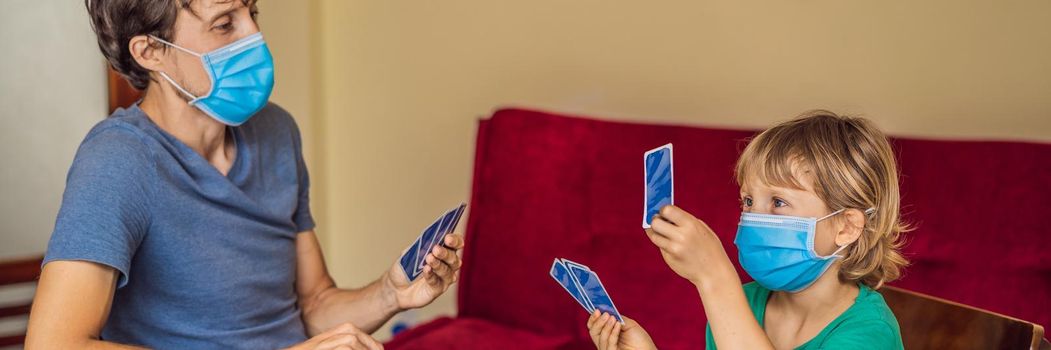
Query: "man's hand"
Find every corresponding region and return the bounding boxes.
[384,233,465,310]
[284,323,382,350]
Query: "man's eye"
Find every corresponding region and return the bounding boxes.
[773,198,787,207]
[215,22,233,32]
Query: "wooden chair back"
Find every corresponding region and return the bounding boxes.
[882,286,1049,350]
[0,255,43,347]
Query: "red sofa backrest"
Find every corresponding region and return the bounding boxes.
[457,108,1051,348]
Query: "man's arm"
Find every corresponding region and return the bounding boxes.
[26,261,147,350]
[294,229,463,336]
[294,231,398,335]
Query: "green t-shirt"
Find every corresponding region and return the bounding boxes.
[704,282,903,350]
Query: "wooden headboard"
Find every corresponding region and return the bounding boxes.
[107,67,141,114]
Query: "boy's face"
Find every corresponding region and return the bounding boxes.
[156,0,260,97]
[738,166,843,256]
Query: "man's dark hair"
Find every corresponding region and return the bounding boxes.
[85,0,256,90]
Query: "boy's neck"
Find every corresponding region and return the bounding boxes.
[768,266,859,319]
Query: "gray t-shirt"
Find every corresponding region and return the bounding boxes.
[44,103,313,349]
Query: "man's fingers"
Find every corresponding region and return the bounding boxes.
[442,234,465,250]
[432,246,461,270]
[427,255,447,274]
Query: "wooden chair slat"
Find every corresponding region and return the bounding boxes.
[883,286,1047,350]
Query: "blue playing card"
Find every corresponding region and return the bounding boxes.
[567,262,623,323]
[444,204,467,240]
[399,203,467,281]
[416,212,451,272]
[643,143,674,228]
[399,236,423,280]
[550,259,593,313]
[416,203,467,274]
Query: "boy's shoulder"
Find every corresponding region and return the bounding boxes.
[810,284,903,349]
[849,284,901,327]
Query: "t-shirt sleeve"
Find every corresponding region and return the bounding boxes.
[817,318,902,350]
[288,115,315,233]
[43,125,153,288]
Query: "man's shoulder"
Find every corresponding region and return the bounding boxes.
[77,115,157,168]
[247,102,300,134]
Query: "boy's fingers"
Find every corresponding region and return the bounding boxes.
[649,215,680,240]
[660,205,696,225]
[608,322,622,350]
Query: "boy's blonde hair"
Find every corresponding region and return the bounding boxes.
[734,110,909,289]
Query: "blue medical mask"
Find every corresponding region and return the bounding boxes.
[733,208,875,292]
[149,32,275,126]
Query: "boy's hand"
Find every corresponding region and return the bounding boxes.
[645,205,737,288]
[587,311,656,350]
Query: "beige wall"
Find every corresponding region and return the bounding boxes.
[268,0,1051,340]
[0,1,107,258]
[0,0,108,342]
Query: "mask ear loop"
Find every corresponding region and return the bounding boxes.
[817,208,846,222]
[147,35,202,102]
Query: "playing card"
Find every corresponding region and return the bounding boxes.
[398,203,467,281]
[643,143,674,228]
[399,235,424,281]
[416,212,452,273]
[444,204,467,240]
[567,261,623,323]
[416,203,467,274]
[549,259,593,313]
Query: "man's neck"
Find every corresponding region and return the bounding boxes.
[139,83,235,174]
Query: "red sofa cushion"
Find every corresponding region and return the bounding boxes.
[392,108,1051,349]
[386,317,583,350]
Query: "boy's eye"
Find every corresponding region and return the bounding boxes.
[773,198,788,208]
[742,197,753,207]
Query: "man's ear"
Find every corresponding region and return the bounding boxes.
[835,208,866,247]
[129,35,164,72]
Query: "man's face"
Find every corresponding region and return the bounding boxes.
[158,0,259,98]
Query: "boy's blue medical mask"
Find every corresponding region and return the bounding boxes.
[149,32,274,126]
[733,207,875,292]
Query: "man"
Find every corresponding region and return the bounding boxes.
[25,1,463,349]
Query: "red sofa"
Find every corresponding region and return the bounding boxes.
[386,108,1051,349]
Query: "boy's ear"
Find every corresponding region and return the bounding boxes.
[835,209,866,247]
[129,35,164,73]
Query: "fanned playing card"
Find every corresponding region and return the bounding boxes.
[549,258,623,323]
[399,203,466,281]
